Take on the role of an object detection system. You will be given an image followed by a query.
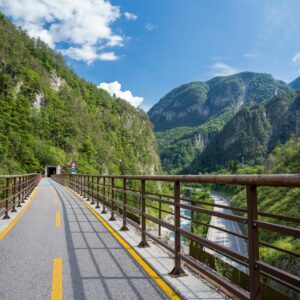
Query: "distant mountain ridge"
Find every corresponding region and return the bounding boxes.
[149,72,293,174]
[290,76,300,89]
[149,72,291,131]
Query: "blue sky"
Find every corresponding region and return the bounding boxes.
[1,0,300,110]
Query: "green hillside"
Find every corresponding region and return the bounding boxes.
[149,72,292,174]
[187,91,300,172]
[0,13,160,174]
[156,107,233,173]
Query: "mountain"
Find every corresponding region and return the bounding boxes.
[149,72,292,174]
[0,13,160,174]
[289,76,300,89]
[149,72,291,132]
[186,91,300,172]
[156,108,233,173]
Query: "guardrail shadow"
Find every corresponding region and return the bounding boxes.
[50,180,166,300]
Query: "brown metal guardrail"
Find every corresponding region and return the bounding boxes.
[0,174,41,219]
[52,174,300,300]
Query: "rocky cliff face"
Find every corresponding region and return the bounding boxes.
[149,72,291,132]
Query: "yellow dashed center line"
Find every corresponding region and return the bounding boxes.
[56,211,61,228]
[51,258,62,300]
[54,197,58,205]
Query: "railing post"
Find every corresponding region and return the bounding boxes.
[75,175,78,193]
[247,185,261,300]
[87,176,90,201]
[17,177,22,208]
[170,180,185,277]
[21,176,25,203]
[25,175,29,198]
[78,175,80,193]
[79,175,82,196]
[158,196,162,237]
[84,176,87,199]
[3,178,10,219]
[11,177,17,212]
[138,179,149,247]
[109,178,116,221]
[120,178,129,231]
[96,177,100,208]
[101,177,107,214]
[91,177,95,205]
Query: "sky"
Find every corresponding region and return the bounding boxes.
[1,0,300,111]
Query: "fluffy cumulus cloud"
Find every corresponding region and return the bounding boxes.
[124,12,137,21]
[0,0,124,63]
[209,62,239,77]
[99,81,143,107]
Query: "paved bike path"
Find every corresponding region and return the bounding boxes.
[0,178,168,300]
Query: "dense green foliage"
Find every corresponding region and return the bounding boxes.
[156,107,234,173]
[289,76,300,90]
[0,13,161,175]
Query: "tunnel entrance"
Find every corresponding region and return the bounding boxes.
[47,167,57,177]
[44,165,61,177]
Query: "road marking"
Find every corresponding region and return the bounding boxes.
[56,211,61,228]
[54,197,58,205]
[67,187,181,300]
[51,258,62,300]
[0,187,39,241]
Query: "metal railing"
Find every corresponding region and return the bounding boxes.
[0,174,41,219]
[52,174,300,300]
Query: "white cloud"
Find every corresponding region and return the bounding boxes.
[0,0,123,63]
[124,12,137,21]
[99,81,143,107]
[145,23,158,31]
[60,45,117,64]
[98,52,118,61]
[292,53,300,63]
[209,62,239,77]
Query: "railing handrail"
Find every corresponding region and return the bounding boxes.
[0,173,39,179]
[52,173,300,300]
[73,173,300,187]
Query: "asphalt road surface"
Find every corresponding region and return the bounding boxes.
[0,178,168,300]
[205,192,248,273]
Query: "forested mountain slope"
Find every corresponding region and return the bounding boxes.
[0,13,160,174]
[149,72,292,174]
[186,91,300,172]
